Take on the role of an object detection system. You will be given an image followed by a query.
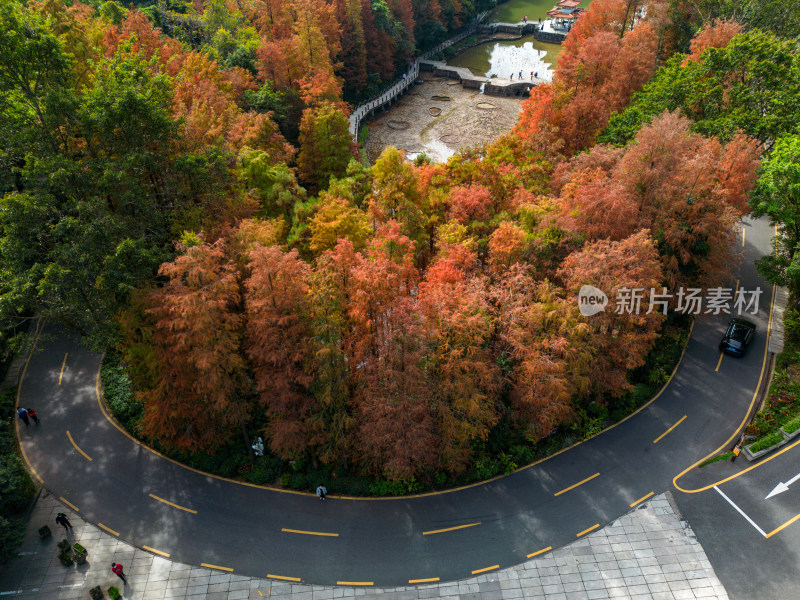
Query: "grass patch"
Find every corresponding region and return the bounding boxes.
[699,452,734,467]
[748,431,785,454]
[782,415,800,434]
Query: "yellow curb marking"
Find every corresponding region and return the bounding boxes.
[409,577,440,584]
[653,416,687,444]
[673,284,776,493]
[554,472,600,496]
[337,581,374,586]
[527,546,552,558]
[59,497,79,512]
[267,574,301,582]
[66,431,92,461]
[142,545,170,557]
[281,528,338,537]
[98,523,119,536]
[471,565,499,575]
[577,524,600,537]
[715,352,724,372]
[423,522,481,535]
[629,492,654,507]
[59,353,68,385]
[766,512,800,539]
[201,563,233,572]
[742,228,746,247]
[148,493,197,514]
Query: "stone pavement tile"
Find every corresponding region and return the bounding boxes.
[145,579,169,592]
[227,589,250,599]
[693,584,719,597]
[311,590,335,599]
[229,579,250,591]
[500,578,521,589]
[166,577,189,589]
[585,589,609,600]
[562,581,585,593]
[540,583,563,595]
[164,587,187,598]
[672,589,696,600]
[541,592,566,600]
[209,582,231,592]
[501,588,524,598]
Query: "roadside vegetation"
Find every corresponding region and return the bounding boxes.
[0,389,37,562]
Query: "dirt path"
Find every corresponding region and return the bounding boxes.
[364,75,524,163]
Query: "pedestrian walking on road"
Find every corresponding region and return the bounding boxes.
[316,484,327,500]
[510,73,514,81]
[17,407,29,427]
[27,408,39,424]
[56,513,72,531]
[111,563,127,585]
[519,70,523,80]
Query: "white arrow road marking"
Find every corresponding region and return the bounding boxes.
[766,471,800,500]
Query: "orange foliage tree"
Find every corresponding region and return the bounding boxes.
[245,246,315,458]
[139,242,248,453]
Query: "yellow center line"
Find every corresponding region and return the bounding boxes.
[148,493,197,514]
[337,581,374,586]
[577,524,600,537]
[281,528,338,537]
[267,574,301,582]
[554,472,600,496]
[201,563,233,572]
[765,512,800,539]
[59,497,79,512]
[422,522,481,535]
[59,353,68,385]
[527,546,552,558]
[653,415,687,444]
[142,545,170,557]
[715,352,724,372]
[98,523,119,536]
[471,565,499,575]
[409,577,440,584]
[66,431,92,461]
[629,492,654,507]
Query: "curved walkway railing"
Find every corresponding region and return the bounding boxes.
[348,11,488,139]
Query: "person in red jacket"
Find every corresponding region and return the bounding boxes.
[111,563,127,585]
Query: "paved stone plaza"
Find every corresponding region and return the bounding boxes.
[0,491,728,599]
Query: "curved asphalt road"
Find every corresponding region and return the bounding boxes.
[15,216,775,586]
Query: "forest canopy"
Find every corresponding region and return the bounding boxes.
[0,0,787,489]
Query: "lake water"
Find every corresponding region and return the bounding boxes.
[445,0,589,80]
[447,36,562,82]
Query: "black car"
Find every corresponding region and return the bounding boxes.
[719,318,756,357]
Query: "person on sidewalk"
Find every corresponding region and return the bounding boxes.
[55,513,72,531]
[27,408,39,424]
[111,563,127,585]
[17,407,29,426]
[316,484,327,500]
